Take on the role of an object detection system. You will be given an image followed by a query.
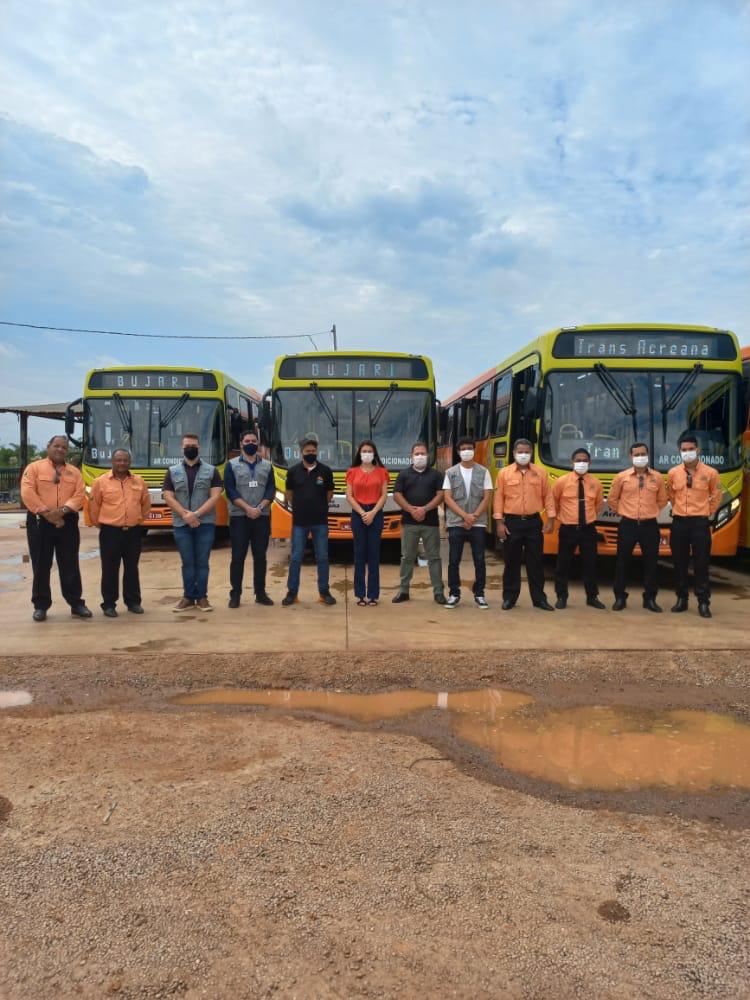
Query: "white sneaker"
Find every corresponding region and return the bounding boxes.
[474,595,490,610]
[445,595,460,609]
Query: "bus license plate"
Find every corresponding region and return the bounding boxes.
[147,511,164,520]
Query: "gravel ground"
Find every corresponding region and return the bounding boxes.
[1,650,749,999]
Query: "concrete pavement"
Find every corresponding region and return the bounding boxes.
[1,516,748,654]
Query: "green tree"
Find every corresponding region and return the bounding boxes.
[0,443,41,465]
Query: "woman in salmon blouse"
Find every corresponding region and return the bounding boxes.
[345,440,390,606]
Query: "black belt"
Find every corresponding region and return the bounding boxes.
[505,512,540,520]
[671,514,709,522]
[620,516,658,525]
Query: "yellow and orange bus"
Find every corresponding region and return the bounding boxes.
[262,351,437,540]
[740,346,750,550]
[66,366,261,528]
[438,324,745,556]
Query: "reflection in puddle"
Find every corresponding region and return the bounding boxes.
[0,690,33,708]
[0,554,22,565]
[172,686,533,722]
[452,706,750,792]
[0,571,23,584]
[174,687,750,792]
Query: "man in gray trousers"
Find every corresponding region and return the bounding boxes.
[391,442,446,604]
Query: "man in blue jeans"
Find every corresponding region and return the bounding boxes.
[163,433,223,612]
[282,434,336,606]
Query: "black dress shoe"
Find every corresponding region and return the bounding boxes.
[319,591,337,606]
[433,594,447,605]
[32,609,47,622]
[228,595,240,608]
[281,591,298,606]
[71,604,93,618]
[612,597,627,611]
[102,606,118,618]
[392,592,410,603]
[698,602,712,619]
[671,597,689,613]
[255,593,274,606]
[555,596,567,609]
[642,598,662,613]
[586,597,606,609]
[534,600,555,611]
[501,599,515,610]
[127,604,144,614]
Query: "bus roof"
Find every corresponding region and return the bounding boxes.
[442,324,739,405]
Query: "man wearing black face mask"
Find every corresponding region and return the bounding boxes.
[163,434,223,611]
[282,434,336,606]
[223,430,275,607]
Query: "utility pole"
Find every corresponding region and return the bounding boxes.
[331,324,337,350]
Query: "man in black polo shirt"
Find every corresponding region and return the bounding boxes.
[392,442,446,604]
[282,434,337,606]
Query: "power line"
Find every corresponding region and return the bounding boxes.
[0,320,334,351]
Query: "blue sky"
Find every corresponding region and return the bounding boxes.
[1,0,748,445]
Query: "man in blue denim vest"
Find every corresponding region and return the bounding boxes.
[163,433,222,612]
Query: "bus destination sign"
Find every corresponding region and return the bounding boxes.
[88,371,218,390]
[553,330,736,361]
[279,356,428,380]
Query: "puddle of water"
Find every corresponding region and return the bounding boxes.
[0,572,23,584]
[173,687,750,792]
[0,690,33,708]
[451,705,750,792]
[79,549,100,561]
[172,687,533,723]
[0,554,23,565]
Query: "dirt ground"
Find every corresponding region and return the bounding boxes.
[1,649,749,999]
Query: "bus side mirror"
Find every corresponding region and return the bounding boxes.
[523,386,539,421]
[260,397,272,442]
[65,398,82,446]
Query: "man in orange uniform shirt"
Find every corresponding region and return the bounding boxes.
[607,442,668,612]
[20,434,92,621]
[493,438,556,611]
[666,432,722,618]
[89,449,151,617]
[551,447,605,609]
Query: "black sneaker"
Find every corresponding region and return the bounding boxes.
[433,594,447,605]
[127,604,145,614]
[71,604,93,619]
[281,591,298,606]
[228,595,241,608]
[255,593,274,606]
[445,595,460,609]
[102,606,118,618]
[392,592,410,603]
[32,609,47,622]
[474,595,489,610]
[319,591,337,606]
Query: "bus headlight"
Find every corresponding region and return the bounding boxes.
[714,498,740,529]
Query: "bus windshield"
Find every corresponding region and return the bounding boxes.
[272,388,433,470]
[84,396,225,468]
[540,369,743,472]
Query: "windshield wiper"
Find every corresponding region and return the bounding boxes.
[159,392,190,430]
[309,382,337,427]
[660,364,704,442]
[592,364,638,439]
[370,383,398,429]
[112,393,133,436]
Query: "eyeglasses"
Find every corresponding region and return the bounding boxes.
[686,471,693,489]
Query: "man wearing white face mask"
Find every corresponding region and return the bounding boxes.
[442,437,493,609]
[666,432,721,618]
[551,448,605,609]
[608,442,668,612]
[392,442,446,604]
[493,438,556,610]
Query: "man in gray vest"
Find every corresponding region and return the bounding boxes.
[442,437,493,609]
[163,433,223,612]
[223,429,275,607]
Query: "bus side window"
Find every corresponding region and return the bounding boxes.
[464,398,477,439]
[477,381,492,439]
[493,372,511,436]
